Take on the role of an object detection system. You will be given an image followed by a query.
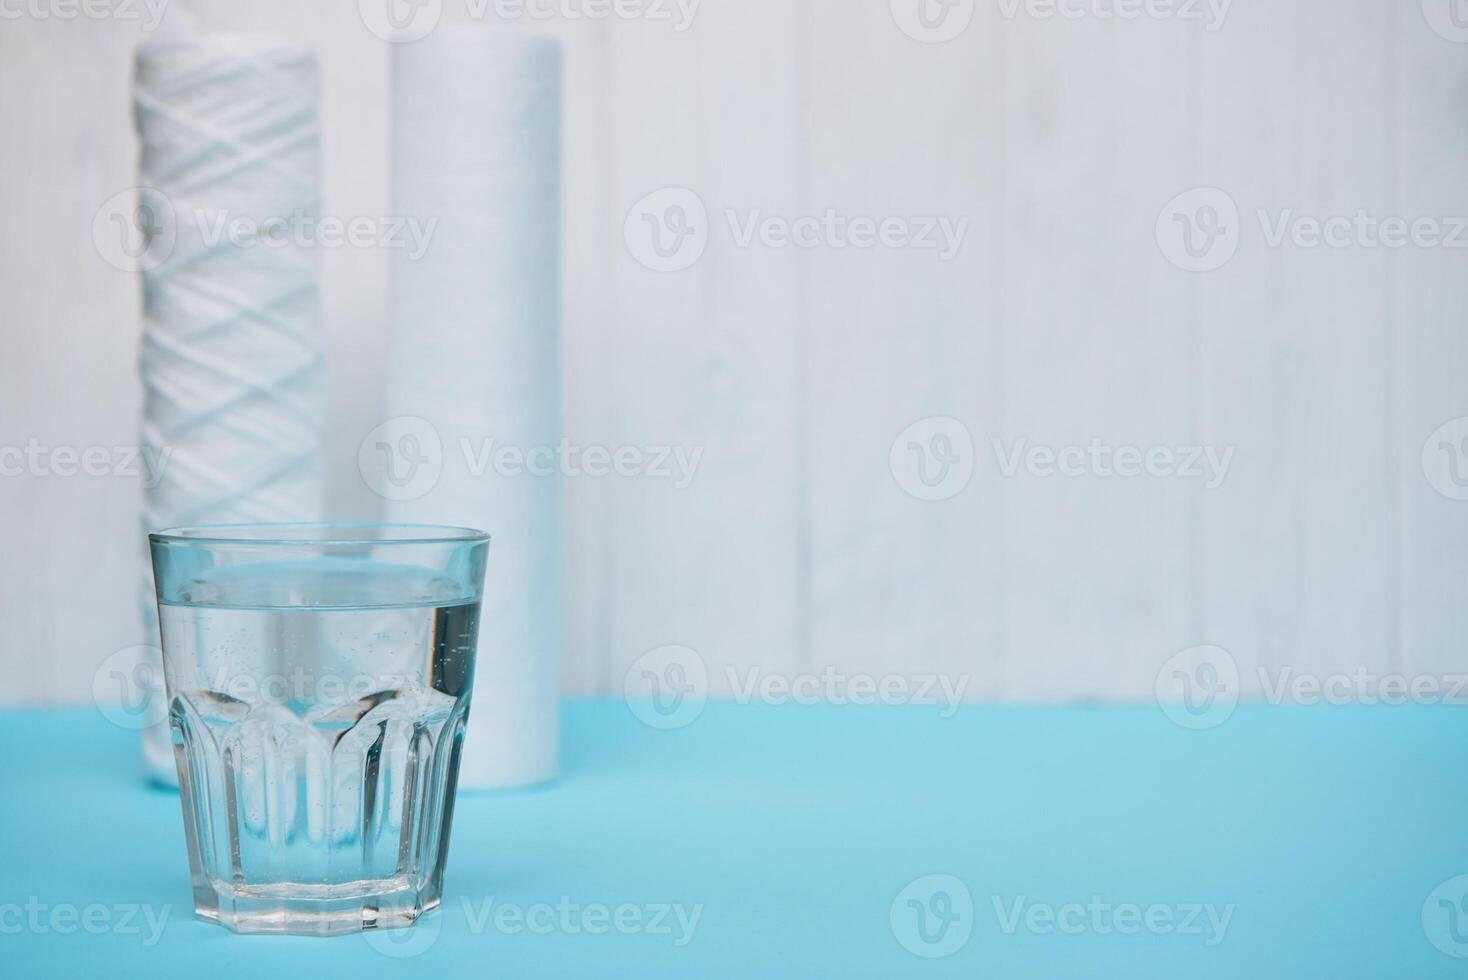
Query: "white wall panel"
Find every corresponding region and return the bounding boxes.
[0,0,1461,706]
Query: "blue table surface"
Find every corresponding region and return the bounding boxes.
[1,701,1465,978]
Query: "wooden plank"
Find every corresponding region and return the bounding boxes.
[597,0,804,697]
[803,0,1002,696]
[521,19,614,697]
[1396,1,1468,683]
[1191,1,1301,700]
[997,11,1194,699]
[0,15,150,702]
[1195,0,1396,698]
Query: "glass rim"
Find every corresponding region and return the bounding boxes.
[148,522,491,548]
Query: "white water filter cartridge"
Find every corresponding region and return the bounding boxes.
[133,34,326,784]
[380,26,562,789]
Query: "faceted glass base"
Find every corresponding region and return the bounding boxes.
[192,878,441,937]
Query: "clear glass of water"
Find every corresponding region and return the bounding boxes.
[148,523,490,937]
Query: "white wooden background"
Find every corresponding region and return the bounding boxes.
[2,0,1465,704]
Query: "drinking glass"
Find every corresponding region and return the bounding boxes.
[148,523,490,936]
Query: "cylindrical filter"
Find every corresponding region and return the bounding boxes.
[133,35,326,784]
[380,26,562,789]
